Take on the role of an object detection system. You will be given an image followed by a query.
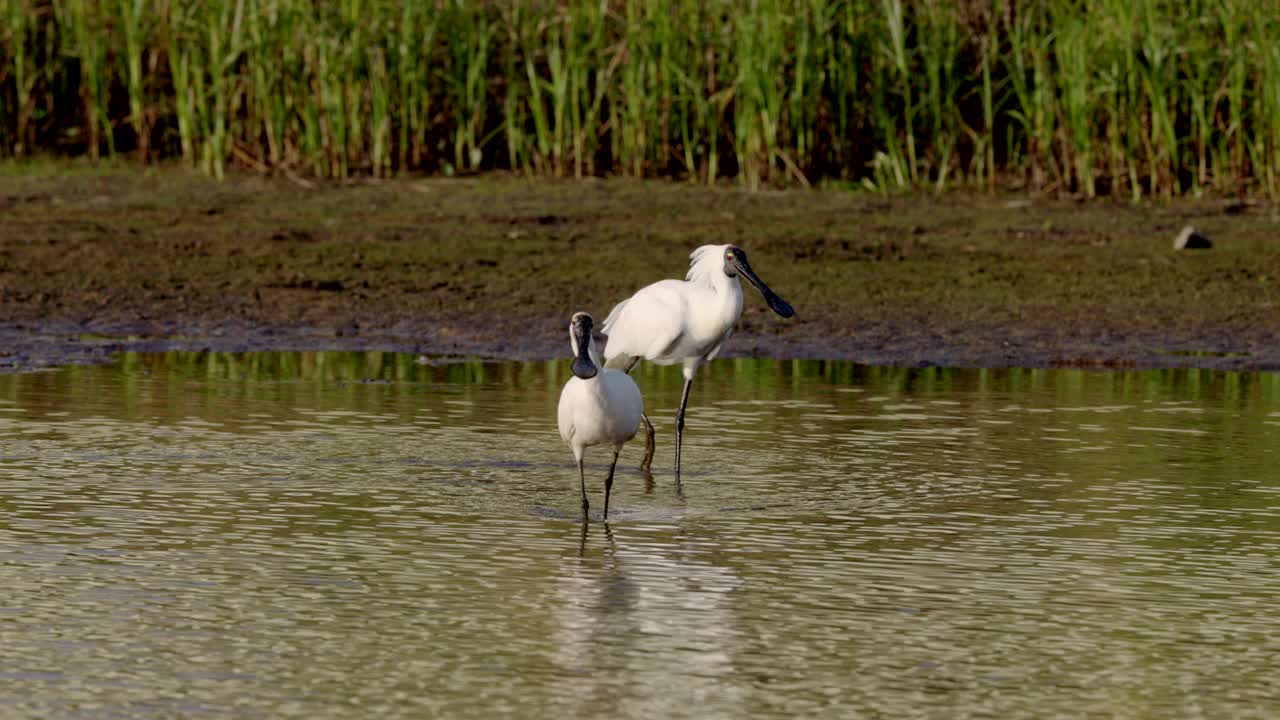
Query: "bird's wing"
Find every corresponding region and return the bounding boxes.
[601,300,632,369]
[602,297,630,337]
[602,280,689,362]
[603,370,644,425]
[557,380,577,443]
[704,330,731,362]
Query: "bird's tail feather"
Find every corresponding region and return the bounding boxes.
[601,298,630,366]
[601,298,628,336]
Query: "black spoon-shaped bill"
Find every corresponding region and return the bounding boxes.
[570,314,598,379]
[733,254,795,318]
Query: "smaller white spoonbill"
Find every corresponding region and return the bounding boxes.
[557,312,644,520]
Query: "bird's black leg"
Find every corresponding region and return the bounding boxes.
[673,377,693,484]
[604,448,620,520]
[579,457,589,520]
[624,358,657,473]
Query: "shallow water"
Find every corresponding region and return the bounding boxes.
[2,352,1280,718]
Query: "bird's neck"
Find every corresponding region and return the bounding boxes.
[713,273,743,303]
[580,338,603,368]
[695,275,743,331]
[699,270,736,294]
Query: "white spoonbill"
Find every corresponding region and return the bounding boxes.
[557,312,644,520]
[602,244,794,481]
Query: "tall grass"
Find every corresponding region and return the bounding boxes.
[3,0,1280,196]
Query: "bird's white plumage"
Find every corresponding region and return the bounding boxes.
[602,244,743,377]
[596,244,792,481]
[557,331,644,462]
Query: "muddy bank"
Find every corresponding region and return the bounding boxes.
[1,167,1279,372]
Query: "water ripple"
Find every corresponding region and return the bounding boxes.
[0,355,1278,718]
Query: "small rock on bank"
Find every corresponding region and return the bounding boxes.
[1174,226,1212,250]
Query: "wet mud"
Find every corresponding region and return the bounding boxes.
[2,167,1279,372]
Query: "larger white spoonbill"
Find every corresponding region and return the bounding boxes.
[602,245,794,481]
[557,312,644,520]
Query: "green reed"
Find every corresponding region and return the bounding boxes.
[5,0,1280,196]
